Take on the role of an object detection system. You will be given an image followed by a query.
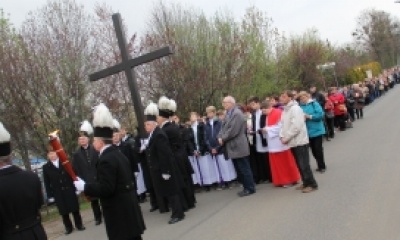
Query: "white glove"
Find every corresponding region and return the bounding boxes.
[48,198,55,203]
[74,177,86,192]
[134,172,139,178]
[162,174,171,180]
[140,139,149,152]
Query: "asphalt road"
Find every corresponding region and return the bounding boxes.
[58,87,400,240]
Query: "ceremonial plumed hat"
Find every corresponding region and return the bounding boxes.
[144,102,159,122]
[113,119,121,132]
[0,122,11,157]
[92,103,114,139]
[168,99,177,115]
[158,96,171,118]
[79,120,94,137]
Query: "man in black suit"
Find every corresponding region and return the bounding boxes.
[43,150,85,235]
[248,96,271,184]
[112,119,139,186]
[72,120,102,225]
[158,97,194,209]
[74,103,145,240]
[0,122,48,240]
[144,102,185,224]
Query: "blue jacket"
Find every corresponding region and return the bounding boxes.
[300,100,326,138]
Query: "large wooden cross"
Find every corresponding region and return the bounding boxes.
[89,13,172,138]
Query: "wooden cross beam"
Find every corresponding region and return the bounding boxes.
[89,13,172,138]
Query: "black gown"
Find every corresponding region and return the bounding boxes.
[85,146,145,240]
[0,166,47,240]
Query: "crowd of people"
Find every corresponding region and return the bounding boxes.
[1,66,399,240]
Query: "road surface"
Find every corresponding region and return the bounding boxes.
[56,87,400,240]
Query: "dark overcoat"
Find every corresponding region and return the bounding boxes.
[72,145,99,183]
[145,127,181,197]
[43,161,80,215]
[84,146,145,240]
[188,122,207,155]
[0,166,47,240]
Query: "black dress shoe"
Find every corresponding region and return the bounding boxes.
[149,207,159,212]
[76,226,86,231]
[237,190,255,197]
[168,216,184,224]
[95,219,102,225]
[64,228,73,235]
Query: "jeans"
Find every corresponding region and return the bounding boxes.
[309,136,326,170]
[232,157,256,193]
[291,145,318,188]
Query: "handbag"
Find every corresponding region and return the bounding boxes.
[338,104,347,113]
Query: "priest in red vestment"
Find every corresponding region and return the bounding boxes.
[260,101,300,187]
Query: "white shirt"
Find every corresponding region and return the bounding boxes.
[255,109,268,153]
[191,121,199,151]
[51,159,60,168]
[99,144,112,157]
[209,118,214,138]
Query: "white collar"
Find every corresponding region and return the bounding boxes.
[51,159,60,168]
[0,164,12,170]
[100,144,112,156]
[191,121,198,128]
[160,120,169,128]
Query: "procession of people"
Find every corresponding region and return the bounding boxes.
[1,65,399,239]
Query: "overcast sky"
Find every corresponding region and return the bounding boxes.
[2,0,400,45]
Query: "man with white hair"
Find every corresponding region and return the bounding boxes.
[218,96,256,197]
[0,122,48,240]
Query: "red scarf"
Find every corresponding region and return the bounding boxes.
[267,108,282,126]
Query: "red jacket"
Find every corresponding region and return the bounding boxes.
[328,93,345,116]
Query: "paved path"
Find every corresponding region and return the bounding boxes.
[54,87,400,240]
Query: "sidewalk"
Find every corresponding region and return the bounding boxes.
[43,208,95,240]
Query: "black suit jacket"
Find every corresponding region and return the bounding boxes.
[85,146,145,239]
[251,111,268,147]
[145,127,181,196]
[0,166,47,240]
[72,145,99,183]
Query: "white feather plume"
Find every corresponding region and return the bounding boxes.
[92,103,114,128]
[144,102,159,116]
[80,120,93,135]
[158,96,170,110]
[113,119,121,130]
[168,99,177,112]
[0,122,10,143]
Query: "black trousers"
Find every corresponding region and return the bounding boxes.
[309,136,326,170]
[251,148,271,183]
[347,107,355,121]
[291,145,318,188]
[91,199,102,221]
[168,194,184,219]
[355,108,363,119]
[334,115,346,130]
[62,211,83,230]
[325,116,335,138]
[128,236,143,240]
